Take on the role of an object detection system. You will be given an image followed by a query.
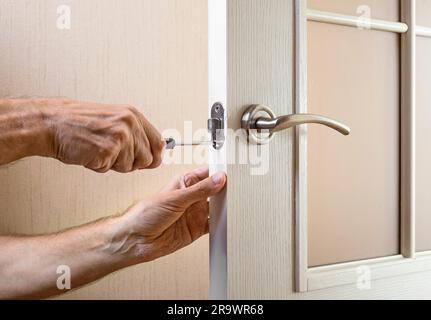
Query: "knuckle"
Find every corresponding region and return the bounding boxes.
[124,104,138,113]
[113,144,124,158]
[184,174,197,187]
[143,154,153,167]
[98,144,115,160]
[154,158,163,168]
[114,163,133,173]
[97,147,109,159]
[149,155,163,169]
[123,160,134,172]
[118,107,138,126]
[113,126,130,143]
[140,136,151,149]
[155,138,165,152]
[93,165,110,173]
[138,112,148,122]
[136,154,153,169]
[134,137,148,153]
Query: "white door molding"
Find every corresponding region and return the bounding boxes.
[208,0,227,300]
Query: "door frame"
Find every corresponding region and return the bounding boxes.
[208,0,227,300]
[209,0,431,299]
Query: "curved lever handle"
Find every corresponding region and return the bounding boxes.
[255,114,350,135]
[241,105,350,144]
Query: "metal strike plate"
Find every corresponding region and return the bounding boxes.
[208,102,225,150]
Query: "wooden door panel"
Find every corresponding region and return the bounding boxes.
[225,0,431,300]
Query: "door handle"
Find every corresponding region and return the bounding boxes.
[241,104,351,144]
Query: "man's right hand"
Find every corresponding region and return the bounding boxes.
[38,99,165,173]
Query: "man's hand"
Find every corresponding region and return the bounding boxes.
[43,99,165,172]
[0,168,226,299]
[0,98,165,172]
[111,167,227,263]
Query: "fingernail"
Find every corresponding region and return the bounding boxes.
[211,172,224,185]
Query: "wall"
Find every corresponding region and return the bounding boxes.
[0,0,209,299]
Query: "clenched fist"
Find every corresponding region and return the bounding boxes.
[39,99,165,173]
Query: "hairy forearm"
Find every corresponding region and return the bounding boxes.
[0,216,138,299]
[0,99,54,165]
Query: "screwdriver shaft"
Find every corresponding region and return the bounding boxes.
[164,138,212,150]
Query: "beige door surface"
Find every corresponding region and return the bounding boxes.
[222,0,431,299]
[0,0,209,299]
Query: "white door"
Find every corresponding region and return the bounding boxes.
[210,0,431,299]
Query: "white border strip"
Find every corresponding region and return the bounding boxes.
[307,9,431,38]
[308,252,431,291]
[209,0,227,300]
[416,26,431,37]
[307,9,408,33]
[294,0,309,293]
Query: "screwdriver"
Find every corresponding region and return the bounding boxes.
[164,138,212,150]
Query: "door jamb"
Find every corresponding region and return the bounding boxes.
[208,0,228,300]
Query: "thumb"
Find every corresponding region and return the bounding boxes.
[173,171,227,207]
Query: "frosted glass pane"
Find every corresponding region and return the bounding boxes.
[308,21,400,267]
[417,0,431,28]
[416,36,431,252]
